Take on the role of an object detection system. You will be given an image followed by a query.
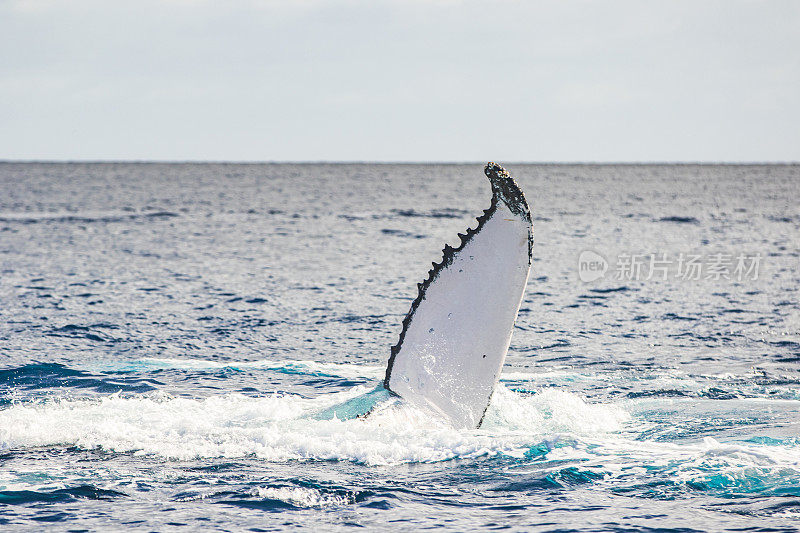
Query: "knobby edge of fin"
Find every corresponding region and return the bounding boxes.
[383,163,533,406]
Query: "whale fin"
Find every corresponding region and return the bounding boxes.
[384,162,533,429]
[313,386,396,421]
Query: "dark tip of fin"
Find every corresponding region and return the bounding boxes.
[483,162,531,220]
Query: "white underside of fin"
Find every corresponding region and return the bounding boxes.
[386,201,531,429]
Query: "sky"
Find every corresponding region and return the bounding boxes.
[1,0,798,162]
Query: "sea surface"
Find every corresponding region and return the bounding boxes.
[0,162,798,531]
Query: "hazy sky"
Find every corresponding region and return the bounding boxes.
[1,0,798,162]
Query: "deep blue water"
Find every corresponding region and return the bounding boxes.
[0,162,798,531]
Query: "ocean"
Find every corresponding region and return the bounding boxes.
[0,162,798,531]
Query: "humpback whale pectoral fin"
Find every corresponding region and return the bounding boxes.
[313,385,395,421]
[383,162,533,429]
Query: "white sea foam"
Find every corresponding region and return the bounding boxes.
[253,486,352,507]
[1,380,797,491]
[0,384,628,466]
[481,386,630,433]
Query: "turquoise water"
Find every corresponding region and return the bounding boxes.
[0,162,798,531]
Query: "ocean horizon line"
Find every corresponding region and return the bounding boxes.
[1,159,798,166]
